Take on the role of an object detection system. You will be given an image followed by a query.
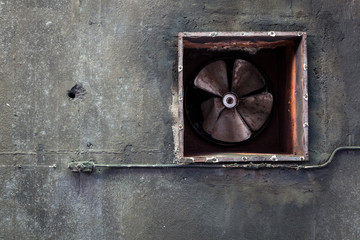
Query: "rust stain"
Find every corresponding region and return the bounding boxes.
[290,47,298,155]
[183,39,295,51]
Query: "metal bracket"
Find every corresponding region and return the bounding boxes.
[68,161,95,173]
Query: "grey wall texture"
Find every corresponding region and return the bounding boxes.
[1,0,360,239]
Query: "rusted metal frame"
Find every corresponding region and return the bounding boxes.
[287,41,298,158]
[181,31,305,37]
[180,154,305,163]
[301,33,309,160]
[178,33,185,161]
[286,32,308,160]
[177,31,308,163]
[183,40,295,50]
[68,146,360,173]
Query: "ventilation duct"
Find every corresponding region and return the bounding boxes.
[177,32,308,163]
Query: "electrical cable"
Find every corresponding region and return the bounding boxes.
[68,146,360,172]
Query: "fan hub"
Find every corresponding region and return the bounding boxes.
[222,93,238,109]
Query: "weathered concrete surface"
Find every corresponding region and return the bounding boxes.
[1,0,360,239]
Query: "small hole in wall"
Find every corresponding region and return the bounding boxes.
[67,83,86,99]
[67,92,76,99]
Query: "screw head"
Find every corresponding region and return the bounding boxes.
[304,93,308,101]
[268,31,276,37]
[178,65,183,72]
[209,32,218,37]
[206,157,218,163]
[303,64,308,71]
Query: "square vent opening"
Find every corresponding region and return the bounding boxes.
[177,32,308,163]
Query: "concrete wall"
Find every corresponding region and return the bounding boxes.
[1,0,360,239]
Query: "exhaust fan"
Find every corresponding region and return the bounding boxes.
[189,59,273,144]
[177,32,308,163]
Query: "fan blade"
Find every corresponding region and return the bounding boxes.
[231,59,265,97]
[194,60,229,97]
[201,97,225,135]
[237,92,273,131]
[212,109,251,143]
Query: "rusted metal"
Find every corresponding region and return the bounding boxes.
[201,97,224,135]
[177,32,308,163]
[194,60,228,97]
[183,39,295,51]
[212,109,251,143]
[196,59,272,143]
[300,33,309,160]
[178,33,185,160]
[237,92,273,131]
[232,59,265,97]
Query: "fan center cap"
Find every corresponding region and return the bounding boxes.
[222,93,238,109]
